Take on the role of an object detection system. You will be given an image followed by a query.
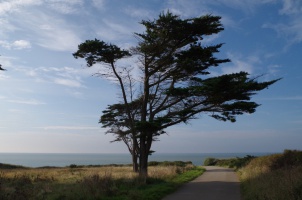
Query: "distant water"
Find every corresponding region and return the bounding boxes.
[0,152,274,168]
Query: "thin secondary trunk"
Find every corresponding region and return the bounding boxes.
[132,153,139,172]
[132,137,139,172]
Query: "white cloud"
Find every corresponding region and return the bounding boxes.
[12,40,31,49]
[0,39,31,49]
[54,78,83,88]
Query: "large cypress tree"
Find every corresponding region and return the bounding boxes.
[73,12,279,180]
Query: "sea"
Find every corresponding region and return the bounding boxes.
[0,152,275,168]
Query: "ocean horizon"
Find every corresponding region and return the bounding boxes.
[0,152,276,168]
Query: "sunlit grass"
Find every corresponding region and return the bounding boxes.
[0,162,204,200]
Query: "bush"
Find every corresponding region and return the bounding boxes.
[148,161,192,167]
[270,149,302,170]
[203,157,218,166]
[204,155,256,169]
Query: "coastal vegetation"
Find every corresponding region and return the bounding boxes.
[204,149,302,200]
[0,161,204,200]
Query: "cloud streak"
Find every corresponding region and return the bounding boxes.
[54,78,83,88]
[7,99,46,105]
[40,126,99,130]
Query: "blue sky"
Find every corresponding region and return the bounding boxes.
[0,0,301,154]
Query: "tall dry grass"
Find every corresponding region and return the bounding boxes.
[0,164,196,199]
[238,150,302,200]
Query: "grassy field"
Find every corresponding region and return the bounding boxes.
[204,149,302,200]
[0,161,205,200]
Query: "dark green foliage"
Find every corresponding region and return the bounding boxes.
[73,39,131,65]
[203,157,219,166]
[74,11,279,177]
[148,161,192,167]
[204,155,257,169]
[0,163,27,169]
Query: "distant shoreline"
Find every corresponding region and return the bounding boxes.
[0,152,275,168]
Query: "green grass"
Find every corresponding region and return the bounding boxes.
[0,162,205,200]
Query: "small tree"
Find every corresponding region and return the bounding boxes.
[73,12,279,180]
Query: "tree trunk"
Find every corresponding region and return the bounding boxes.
[139,137,149,183]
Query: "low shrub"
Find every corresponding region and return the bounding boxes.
[148,161,192,167]
[203,157,218,166]
[204,155,256,169]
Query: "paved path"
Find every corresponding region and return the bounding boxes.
[162,166,241,200]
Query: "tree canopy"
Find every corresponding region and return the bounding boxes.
[73,12,279,180]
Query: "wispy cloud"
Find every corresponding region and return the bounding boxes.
[4,5,82,52]
[0,0,42,15]
[40,126,99,130]
[263,18,302,47]
[220,53,255,75]
[46,0,84,14]
[92,0,106,9]
[166,0,211,17]
[97,19,134,42]
[124,7,154,19]
[279,0,302,15]
[34,18,82,51]
[15,66,87,88]
[208,0,276,13]
[263,0,302,48]
[271,96,302,101]
[7,99,46,105]
[54,78,82,88]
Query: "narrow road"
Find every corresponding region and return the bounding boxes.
[162,166,241,200]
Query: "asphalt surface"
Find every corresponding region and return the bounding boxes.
[162,166,241,200]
